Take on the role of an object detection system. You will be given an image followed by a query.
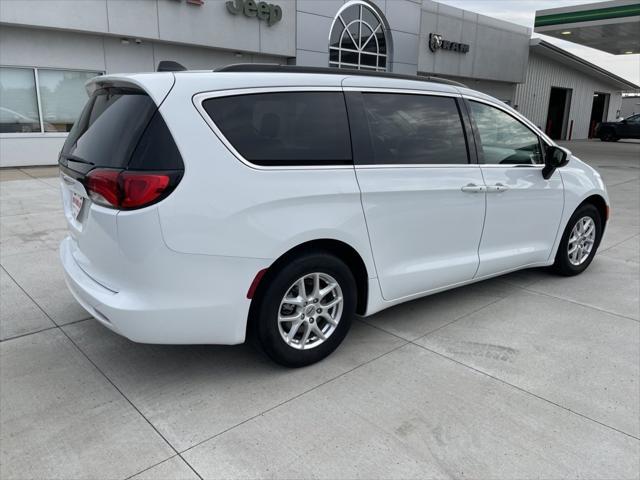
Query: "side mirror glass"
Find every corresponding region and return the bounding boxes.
[542,145,570,179]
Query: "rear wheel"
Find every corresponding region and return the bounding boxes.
[599,129,617,142]
[553,204,602,276]
[254,252,356,367]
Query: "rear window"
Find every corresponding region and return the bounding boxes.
[361,93,468,165]
[202,92,352,166]
[61,87,182,171]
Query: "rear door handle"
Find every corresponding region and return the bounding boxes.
[461,183,486,193]
[487,183,510,193]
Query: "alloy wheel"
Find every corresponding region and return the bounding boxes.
[567,216,596,266]
[277,272,344,350]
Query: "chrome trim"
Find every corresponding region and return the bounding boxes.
[479,164,544,169]
[193,87,353,171]
[342,86,460,97]
[356,163,479,169]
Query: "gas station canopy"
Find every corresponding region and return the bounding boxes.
[535,0,640,55]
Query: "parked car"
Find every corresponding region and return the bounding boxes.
[596,113,640,141]
[58,65,609,367]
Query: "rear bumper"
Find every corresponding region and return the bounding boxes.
[60,236,269,344]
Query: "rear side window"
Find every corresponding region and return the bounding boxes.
[202,92,352,166]
[61,87,183,171]
[360,93,468,165]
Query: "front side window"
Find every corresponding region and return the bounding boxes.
[38,69,100,132]
[0,67,40,133]
[360,93,468,165]
[470,101,543,165]
[329,1,388,72]
[203,92,352,166]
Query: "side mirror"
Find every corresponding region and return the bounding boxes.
[542,145,570,179]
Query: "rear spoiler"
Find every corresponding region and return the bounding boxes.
[84,74,176,106]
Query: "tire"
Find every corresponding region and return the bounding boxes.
[599,129,617,142]
[553,203,602,276]
[253,252,356,367]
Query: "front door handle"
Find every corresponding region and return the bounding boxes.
[461,183,486,193]
[487,183,510,193]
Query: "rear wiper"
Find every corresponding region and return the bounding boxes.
[60,153,94,166]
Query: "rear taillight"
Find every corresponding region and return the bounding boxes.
[85,168,180,210]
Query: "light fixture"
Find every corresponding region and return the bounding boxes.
[120,38,130,45]
[624,51,634,54]
[560,31,571,35]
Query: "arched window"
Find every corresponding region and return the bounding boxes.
[329,1,389,72]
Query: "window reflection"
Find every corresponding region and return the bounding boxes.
[0,67,40,133]
[362,93,468,165]
[470,101,543,165]
[329,2,388,72]
[38,70,100,132]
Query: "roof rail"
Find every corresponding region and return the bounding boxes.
[157,60,187,72]
[214,64,467,88]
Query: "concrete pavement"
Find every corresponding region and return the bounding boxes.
[1,140,638,479]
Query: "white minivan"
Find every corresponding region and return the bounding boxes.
[59,65,609,366]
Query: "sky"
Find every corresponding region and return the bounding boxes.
[437,0,640,86]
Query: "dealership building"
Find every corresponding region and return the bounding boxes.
[0,0,638,167]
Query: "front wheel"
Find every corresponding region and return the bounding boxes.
[254,252,356,367]
[553,204,603,276]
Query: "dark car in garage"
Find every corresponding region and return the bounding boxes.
[596,114,640,141]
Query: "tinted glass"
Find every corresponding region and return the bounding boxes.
[62,88,156,169]
[361,93,468,165]
[128,110,184,171]
[61,87,182,171]
[470,101,543,165]
[203,92,352,166]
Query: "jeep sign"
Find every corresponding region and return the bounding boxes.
[226,0,282,26]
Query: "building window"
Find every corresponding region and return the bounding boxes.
[0,67,101,134]
[38,70,100,132]
[329,1,389,72]
[0,67,40,133]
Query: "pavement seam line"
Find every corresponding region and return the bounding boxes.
[360,293,510,343]
[0,316,91,344]
[1,265,62,327]
[467,268,640,324]
[57,324,205,480]
[176,330,411,457]
[410,341,640,442]
[599,233,640,254]
[123,454,182,480]
[17,169,60,190]
[520,285,640,323]
[606,177,640,188]
[0,265,203,480]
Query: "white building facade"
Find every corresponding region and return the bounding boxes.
[0,0,636,167]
